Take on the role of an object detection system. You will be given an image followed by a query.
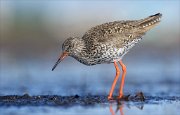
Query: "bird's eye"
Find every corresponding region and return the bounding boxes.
[62,45,64,50]
[62,43,66,51]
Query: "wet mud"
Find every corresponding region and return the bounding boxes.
[1,92,179,107]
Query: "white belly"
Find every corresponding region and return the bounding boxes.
[113,39,139,61]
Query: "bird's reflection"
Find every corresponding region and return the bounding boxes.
[109,101,124,115]
[109,100,144,115]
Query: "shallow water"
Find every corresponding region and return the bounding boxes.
[0,87,180,115]
[0,99,180,115]
[1,70,180,115]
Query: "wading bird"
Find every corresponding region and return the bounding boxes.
[52,13,162,100]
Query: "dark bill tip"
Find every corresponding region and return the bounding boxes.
[52,58,61,71]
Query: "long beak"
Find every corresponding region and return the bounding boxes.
[52,52,68,71]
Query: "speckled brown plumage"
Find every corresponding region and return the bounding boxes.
[57,13,162,66]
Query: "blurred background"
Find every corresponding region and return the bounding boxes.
[0,0,180,96]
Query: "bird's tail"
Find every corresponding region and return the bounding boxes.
[138,13,162,31]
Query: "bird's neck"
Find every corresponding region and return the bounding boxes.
[70,39,93,65]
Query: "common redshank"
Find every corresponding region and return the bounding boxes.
[52,13,162,100]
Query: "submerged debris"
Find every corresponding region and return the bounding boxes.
[134,92,145,101]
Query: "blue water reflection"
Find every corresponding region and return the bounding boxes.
[0,100,179,115]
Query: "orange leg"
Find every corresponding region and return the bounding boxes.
[108,61,120,100]
[118,60,127,99]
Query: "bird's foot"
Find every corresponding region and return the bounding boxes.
[108,96,118,101]
[108,95,130,101]
[118,94,123,99]
[108,96,114,101]
[117,94,130,101]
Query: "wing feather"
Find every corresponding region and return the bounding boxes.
[82,21,145,49]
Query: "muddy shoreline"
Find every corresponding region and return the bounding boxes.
[1,93,179,107]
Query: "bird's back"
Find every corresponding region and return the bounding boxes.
[82,13,162,48]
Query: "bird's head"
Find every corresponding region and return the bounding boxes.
[52,37,82,71]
